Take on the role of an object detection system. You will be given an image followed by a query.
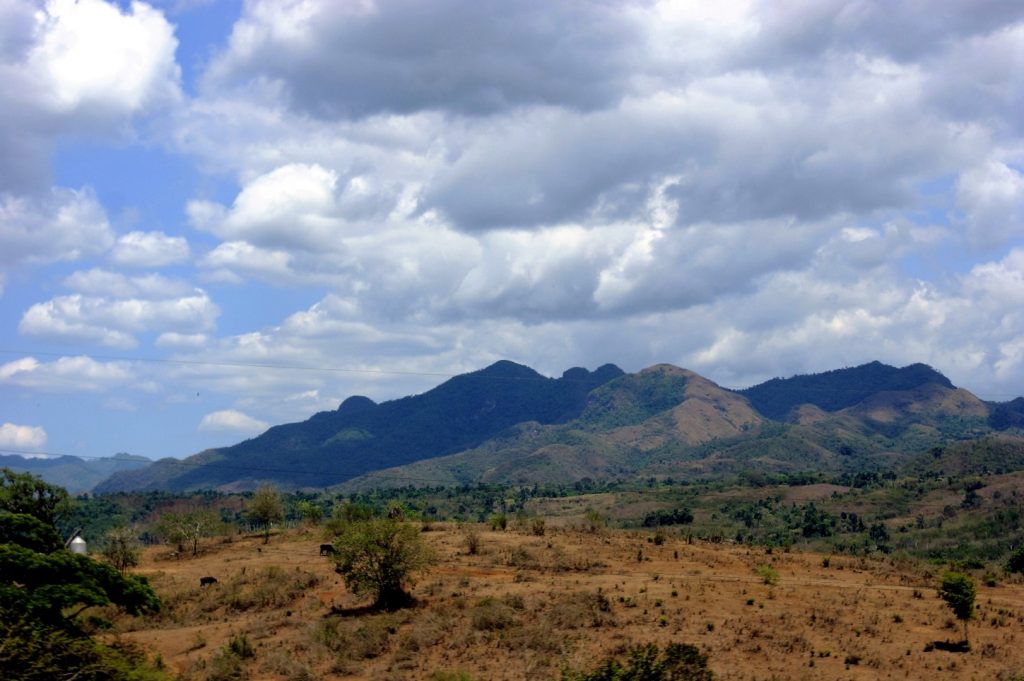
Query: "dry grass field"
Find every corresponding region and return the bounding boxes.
[112,523,1024,680]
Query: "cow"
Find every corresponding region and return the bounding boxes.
[199,576,218,587]
[319,544,336,556]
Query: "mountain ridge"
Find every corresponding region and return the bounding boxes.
[89,359,1023,494]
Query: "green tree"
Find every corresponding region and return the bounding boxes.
[330,517,435,611]
[101,526,141,575]
[297,500,324,526]
[247,485,284,544]
[0,469,163,680]
[939,571,976,645]
[1007,545,1024,574]
[0,467,70,528]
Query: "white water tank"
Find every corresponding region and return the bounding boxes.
[69,536,87,555]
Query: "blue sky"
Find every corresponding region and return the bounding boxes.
[1,0,1023,462]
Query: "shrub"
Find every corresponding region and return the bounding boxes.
[1007,546,1024,574]
[564,642,713,681]
[463,527,481,555]
[757,565,779,585]
[471,597,518,631]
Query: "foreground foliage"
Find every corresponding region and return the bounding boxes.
[0,468,164,681]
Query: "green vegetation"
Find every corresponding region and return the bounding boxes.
[939,572,976,645]
[564,642,714,681]
[739,360,953,420]
[0,469,163,681]
[100,526,141,574]
[247,484,284,543]
[329,516,436,610]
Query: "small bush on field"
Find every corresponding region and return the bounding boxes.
[227,634,254,659]
[472,597,518,631]
[464,527,481,555]
[564,642,713,681]
[757,565,779,585]
[312,614,397,661]
[429,672,477,681]
[489,514,508,531]
[547,591,615,629]
[531,517,546,536]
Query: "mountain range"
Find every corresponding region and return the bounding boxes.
[49,360,1024,493]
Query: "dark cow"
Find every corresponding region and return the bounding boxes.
[319,544,336,556]
[199,576,218,587]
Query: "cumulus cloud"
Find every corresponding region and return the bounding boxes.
[0,188,114,267]
[109,0,1024,413]
[205,0,641,118]
[0,0,181,194]
[957,160,1024,249]
[19,283,219,348]
[0,355,134,392]
[0,423,48,450]
[63,269,195,298]
[109,230,190,267]
[198,409,268,435]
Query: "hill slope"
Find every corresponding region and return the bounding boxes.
[0,452,150,494]
[739,361,955,420]
[344,362,1021,489]
[95,361,623,492]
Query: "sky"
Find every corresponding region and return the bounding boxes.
[1,0,1023,462]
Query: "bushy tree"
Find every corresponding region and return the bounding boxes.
[330,517,435,610]
[939,571,976,645]
[1006,545,1024,574]
[0,469,163,680]
[297,500,324,526]
[155,509,218,556]
[101,526,141,574]
[247,485,284,544]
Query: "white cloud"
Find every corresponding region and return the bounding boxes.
[155,332,209,349]
[109,230,190,267]
[26,0,181,115]
[0,188,114,267]
[198,409,268,435]
[957,160,1024,249]
[19,288,219,348]
[0,355,134,392]
[0,0,181,195]
[0,423,48,450]
[63,268,195,299]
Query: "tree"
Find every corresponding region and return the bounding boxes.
[0,469,162,680]
[156,509,218,556]
[0,467,70,528]
[330,517,435,610]
[1007,545,1024,574]
[247,485,284,544]
[297,500,324,526]
[101,526,141,574]
[939,571,976,645]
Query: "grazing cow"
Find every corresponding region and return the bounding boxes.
[199,576,218,587]
[319,544,336,556]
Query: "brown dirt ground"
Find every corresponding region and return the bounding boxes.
[113,525,1024,680]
